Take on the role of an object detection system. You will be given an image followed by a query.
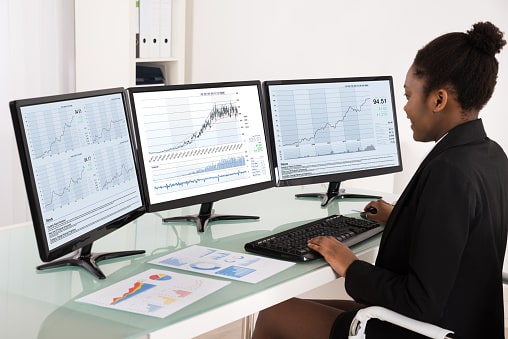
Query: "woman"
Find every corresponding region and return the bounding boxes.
[252,21,508,339]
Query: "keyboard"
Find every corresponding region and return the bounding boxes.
[244,214,383,261]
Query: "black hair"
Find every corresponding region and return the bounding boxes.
[413,21,506,112]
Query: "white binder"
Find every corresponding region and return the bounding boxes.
[139,0,160,58]
[159,0,172,57]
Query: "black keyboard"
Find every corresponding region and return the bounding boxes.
[244,214,383,261]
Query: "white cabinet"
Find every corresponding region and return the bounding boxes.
[75,0,186,91]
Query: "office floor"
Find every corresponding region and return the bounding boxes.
[193,320,241,339]
[195,285,508,338]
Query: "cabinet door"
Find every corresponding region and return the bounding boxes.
[75,0,136,91]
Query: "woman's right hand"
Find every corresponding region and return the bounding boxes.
[363,199,394,224]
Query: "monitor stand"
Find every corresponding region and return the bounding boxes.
[162,201,259,232]
[295,181,382,207]
[36,244,145,280]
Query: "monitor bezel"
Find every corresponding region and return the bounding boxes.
[128,80,276,213]
[10,87,146,263]
[263,75,403,187]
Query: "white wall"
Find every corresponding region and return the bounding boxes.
[188,0,508,195]
[0,0,75,227]
[1,0,508,229]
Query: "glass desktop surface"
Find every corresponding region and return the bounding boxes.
[0,185,387,339]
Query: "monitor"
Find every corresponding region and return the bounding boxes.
[10,88,146,279]
[128,80,275,232]
[264,76,403,206]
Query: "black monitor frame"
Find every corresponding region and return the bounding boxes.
[128,80,275,232]
[263,76,403,206]
[10,88,146,279]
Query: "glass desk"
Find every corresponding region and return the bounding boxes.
[0,185,390,339]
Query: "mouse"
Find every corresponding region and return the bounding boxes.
[360,207,377,219]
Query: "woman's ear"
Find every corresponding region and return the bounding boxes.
[432,89,448,112]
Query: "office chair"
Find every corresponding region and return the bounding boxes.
[348,272,508,339]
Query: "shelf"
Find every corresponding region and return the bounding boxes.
[75,0,186,91]
[136,57,178,63]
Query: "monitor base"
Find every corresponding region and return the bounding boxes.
[295,181,382,207]
[162,201,259,232]
[36,244,145,279]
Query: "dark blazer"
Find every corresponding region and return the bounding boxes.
[345,119,508,338]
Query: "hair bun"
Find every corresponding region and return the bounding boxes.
[467,22,506,56]
[467,21,506,56]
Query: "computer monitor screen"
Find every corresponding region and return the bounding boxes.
[10,88,145,279]
[264,76,402,206]
[128,80,275,232]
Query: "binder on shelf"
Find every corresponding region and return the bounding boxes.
[159,0,172,57]
[135,0,140,58]
[139,0,160,58]
[135,0,140,35]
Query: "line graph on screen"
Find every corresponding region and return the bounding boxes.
[21,96,138,214]
[141,91,244,156]
[273,86,377,160]
[24,99,129,160]
[135,89,253,194]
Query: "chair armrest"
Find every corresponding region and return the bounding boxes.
[502,272,508,285]
[348,306,454,339]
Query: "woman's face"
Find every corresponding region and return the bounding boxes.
[403,65,439,142]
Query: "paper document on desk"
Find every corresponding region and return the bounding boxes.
[150,245,295,283]
[76,268,229,318]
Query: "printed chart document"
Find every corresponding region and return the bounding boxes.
[76,268,229,318]
[150,245,295,284]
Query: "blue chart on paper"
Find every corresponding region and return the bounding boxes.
[160,257,187,267]
[215,266,255,278]
[190,262,221,270]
